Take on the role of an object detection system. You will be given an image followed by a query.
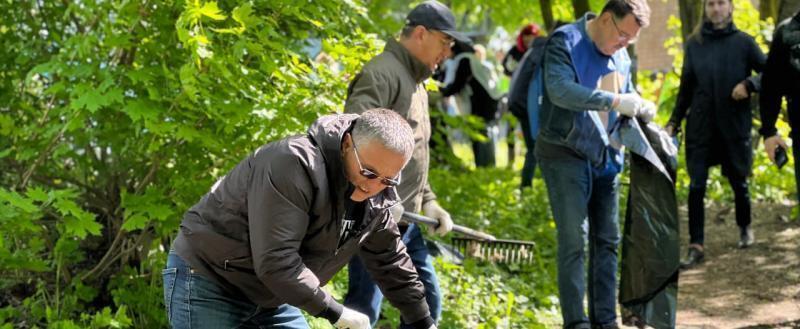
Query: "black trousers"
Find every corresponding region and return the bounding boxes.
[687,156,751,246]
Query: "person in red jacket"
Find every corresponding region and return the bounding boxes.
[502,23,541,77]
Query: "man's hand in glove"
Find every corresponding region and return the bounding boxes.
[422,201,453,236]
[614,93,657,123]
[389,203,405,223]
[334,307,371,329]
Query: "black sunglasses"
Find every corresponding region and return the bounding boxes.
[351,140,401,187]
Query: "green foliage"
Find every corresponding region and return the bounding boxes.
[425,168,559,327]
[1,0,380,327]
[2,0,796,327]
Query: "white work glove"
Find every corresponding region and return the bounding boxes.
[615,93,657,123]
[422,201,453,236]
[334,307,371,329]
[389,203,405,223]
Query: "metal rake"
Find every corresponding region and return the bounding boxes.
[402,212,537,265]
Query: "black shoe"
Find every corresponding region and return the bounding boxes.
[567,322,591,329]
[738,226,754,249]
[680,246,704,270]
[592,323,620,329]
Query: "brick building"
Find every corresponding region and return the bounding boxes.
[637,0,760,72]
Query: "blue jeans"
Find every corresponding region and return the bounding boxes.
[539,155,620,328]
[163,252,309,329]
[344,223,441,327]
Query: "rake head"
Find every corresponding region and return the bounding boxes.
[451,237,536,264]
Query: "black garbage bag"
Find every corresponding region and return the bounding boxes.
[612,118,680,329]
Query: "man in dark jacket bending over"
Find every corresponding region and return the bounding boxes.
[163,109,437,329]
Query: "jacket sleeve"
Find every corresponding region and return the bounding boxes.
[345,69,394,114]
[745,36,767,93]
[759,25,789,137]
[501,47,516,76]
[668,45,695,128]
[438,57,471,97]
[247,153,341,317]
[358,211,432,325]
[421,181,437,206]
[543,33,617,113]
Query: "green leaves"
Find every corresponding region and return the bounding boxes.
[121,188,175,232]
[52,193,102,239]
[70,82,124,114]
[182,0,227,26]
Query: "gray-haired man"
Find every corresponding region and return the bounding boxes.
[164,109,437,329]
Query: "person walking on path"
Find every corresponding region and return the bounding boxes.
[665,0,766,269]
[760,10,800,215]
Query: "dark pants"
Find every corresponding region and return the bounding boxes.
[687,156,751,246]
[786,97,800,203]
[519,114,537,188]
[472,138,496,167]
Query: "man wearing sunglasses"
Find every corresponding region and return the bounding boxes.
[535,1,653,329]
[342,1,469,327]
[164,109,437,329]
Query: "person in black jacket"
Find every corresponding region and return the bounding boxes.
[440,41,503,167]
[760,10,800,210]
[665,0,766,269]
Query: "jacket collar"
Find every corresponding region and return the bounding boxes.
[385,38,432,83]
[701,21,738,38]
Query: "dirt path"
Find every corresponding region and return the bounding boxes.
[674,202,800,328]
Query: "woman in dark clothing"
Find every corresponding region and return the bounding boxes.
[440,41,503,167]
[665,0,766,269]
[502,23,541,77]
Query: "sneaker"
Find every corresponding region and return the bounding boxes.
[738,226,754,249]
[680,245,704,270]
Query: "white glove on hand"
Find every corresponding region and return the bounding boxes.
[334,307,371,329]
[389,203,405,224]
[615,93,656,123]
[637,98,657,123]
[422,201,453,236]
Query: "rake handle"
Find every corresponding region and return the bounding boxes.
[402,212,496,241]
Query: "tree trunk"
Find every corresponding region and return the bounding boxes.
[761,0,780,22]
[628,44,638,88]
[541,0,555,32]
[572,0,590,19]
[778,0,800,22]
[678,0,703,42]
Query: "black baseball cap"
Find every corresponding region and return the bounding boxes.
[405,1,469,43]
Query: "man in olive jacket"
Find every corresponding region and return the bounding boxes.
[165,109,436,329]
[343,1,469,327]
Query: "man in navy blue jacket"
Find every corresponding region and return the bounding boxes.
[535,1,654,328]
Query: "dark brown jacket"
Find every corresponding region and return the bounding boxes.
[172,114,430,323]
